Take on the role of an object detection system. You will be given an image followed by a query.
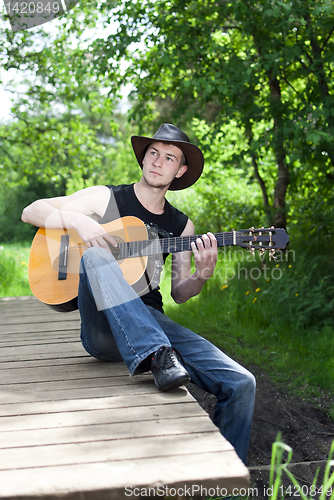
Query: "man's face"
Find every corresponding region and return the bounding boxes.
[142,141,187,189]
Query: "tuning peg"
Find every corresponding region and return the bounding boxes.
[269,249,277,260]
[259,249,265,256]
[249,247,255,256]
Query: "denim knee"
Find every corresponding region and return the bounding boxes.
[82,247,116,265]
[246,370,256,393]
[239,369,256,400]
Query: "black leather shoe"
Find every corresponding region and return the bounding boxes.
[150,346,190,391]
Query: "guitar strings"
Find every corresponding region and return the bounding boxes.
[61,232,236,261]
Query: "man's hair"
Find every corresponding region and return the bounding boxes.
[180,151,187,166]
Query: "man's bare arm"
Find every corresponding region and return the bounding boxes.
[171,219,218,304]
[21,185,117,249]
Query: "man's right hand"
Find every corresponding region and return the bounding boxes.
[74,216,117,251]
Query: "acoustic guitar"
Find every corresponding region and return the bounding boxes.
[28,216,289,312]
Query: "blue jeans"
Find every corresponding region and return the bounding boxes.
[78,248,256,464]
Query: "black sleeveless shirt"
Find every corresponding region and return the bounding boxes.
[99,184,188,312]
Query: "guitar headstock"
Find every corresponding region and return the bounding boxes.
[236,227,289,258]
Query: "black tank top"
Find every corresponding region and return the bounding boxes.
[99,184,188,312]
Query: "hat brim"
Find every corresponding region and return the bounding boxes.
[131,136,204,190]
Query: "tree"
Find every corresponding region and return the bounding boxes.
[79,0,334,228]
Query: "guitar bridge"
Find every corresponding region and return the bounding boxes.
[58,234,69,280]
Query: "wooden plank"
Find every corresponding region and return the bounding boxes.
[0,375,139,393]
[0,295,36,304]
[0,296,50,312]
[0,401,204,431]
[0,452,249,499]
[0,321,81,334]
[0,432,232,471]
[0,350,87,363]
[0,390,195,417]
[0,342,85,358]
[0,361,130,384]
[0,337,79,348]
[0,415,211,448]
[0,331,78,341]
[0,311,80,324]
[0,356,91,369]
[0,378,156,404]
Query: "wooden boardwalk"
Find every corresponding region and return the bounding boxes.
[0,296,249,499]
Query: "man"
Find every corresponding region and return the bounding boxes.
[22,123,255,464]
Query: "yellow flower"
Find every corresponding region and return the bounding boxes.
[255,288,260,292]
[253,297,257,304]
[221,285,228,290]
[276,264,280,267]
[266,279,270,282]
[295,293,298,296]
[245,291,250,295]
[289,265,292,268]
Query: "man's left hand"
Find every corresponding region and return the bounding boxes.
[191,232,218,281]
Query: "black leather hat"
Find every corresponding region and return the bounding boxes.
[131,123,204,190]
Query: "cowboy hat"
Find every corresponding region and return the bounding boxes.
[131,123,204,190]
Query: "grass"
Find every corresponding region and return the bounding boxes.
[0,243,32,297]
[216,437,334,500]
[160,245,334,418]
[268,437,334,500]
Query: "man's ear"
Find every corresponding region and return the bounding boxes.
[175,164,188,178]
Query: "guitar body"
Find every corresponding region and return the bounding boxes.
[29,216,156,312]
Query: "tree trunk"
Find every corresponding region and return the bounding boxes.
[251,33,290,228]
[268,76,289,228]
[245,121,273,226]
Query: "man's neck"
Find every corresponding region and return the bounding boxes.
[133,179,168,215]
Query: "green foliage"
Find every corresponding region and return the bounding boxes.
[2,0,334,230]
[0,244,31,297]
[0,174,65,243]
[167,118,268,233]
[161,245,334,408]
[95,0,334,227]
[0,112,105,186]
[0,102,141,241]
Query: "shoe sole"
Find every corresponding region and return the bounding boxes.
[157,374,191,392]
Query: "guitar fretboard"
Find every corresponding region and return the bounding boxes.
[112,232,235,260]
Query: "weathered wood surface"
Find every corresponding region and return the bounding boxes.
[0,296,249,499]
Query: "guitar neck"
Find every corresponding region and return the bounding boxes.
[161,232,233,253]
[114,232,233,260]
